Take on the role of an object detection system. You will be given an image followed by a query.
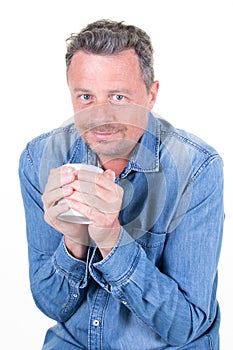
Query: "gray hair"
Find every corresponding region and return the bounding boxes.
[65,19,155,91]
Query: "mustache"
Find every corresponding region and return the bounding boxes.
[80,122,127,133]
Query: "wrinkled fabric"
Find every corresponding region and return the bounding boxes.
[19,113,224,349]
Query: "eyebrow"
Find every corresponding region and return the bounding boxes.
[73,87,132,95]
[108,89,132,95]
[73,88,92,93]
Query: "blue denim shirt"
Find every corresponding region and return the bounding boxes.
[19,113,224,349]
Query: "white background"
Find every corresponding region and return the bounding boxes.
[0,0,232,348]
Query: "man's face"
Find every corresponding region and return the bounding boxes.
[67,49,158,162]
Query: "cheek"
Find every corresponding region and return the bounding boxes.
[126,126,144,142]
[73,108,93,132]
[78,131,94,147]
[71,100,84,113]
[74,118,85,137]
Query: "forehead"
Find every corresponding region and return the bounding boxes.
[69,48,139,65]
[67,49,142,83]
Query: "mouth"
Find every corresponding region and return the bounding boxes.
[86,124,126,141]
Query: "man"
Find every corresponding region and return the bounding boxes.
[19,19,224,349]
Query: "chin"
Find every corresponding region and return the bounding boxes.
[89,140,133,159]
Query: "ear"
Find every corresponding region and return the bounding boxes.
[148,80,159,110]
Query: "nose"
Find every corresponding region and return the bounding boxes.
[90,103,117,124]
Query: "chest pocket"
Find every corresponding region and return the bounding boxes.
[135,230,166,265]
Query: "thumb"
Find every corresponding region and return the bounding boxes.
[103,169,116,182]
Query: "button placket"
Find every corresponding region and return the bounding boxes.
[89,287,109,349]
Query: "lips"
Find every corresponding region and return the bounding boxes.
[84,123,126,141]
[92,128,122,141]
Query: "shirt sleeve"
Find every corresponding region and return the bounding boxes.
[18,147,89,322]
[89,156,224,347]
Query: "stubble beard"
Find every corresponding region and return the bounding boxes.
[83,135,138,161]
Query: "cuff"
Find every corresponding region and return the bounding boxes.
[90,228,141,287]
[54,238,89,286]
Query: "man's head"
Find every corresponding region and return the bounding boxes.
[65,19,154,92]
[65,19,159,166]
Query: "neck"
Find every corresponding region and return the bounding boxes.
[98,157,128,176]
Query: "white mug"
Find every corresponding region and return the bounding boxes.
[57,163,103,224]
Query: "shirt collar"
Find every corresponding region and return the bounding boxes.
[127,112,160,173]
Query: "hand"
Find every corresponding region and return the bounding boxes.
[66,169,124,258]
[42,166,90,255]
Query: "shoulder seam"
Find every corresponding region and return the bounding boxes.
[29,123,76,144]
[160,130,213,157]
[191,154,222,182]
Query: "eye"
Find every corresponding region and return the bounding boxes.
[112,94,125,102]
[81,94,91,101]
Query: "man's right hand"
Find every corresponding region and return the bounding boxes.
[42,165,89,259]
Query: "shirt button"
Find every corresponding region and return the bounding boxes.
[93,319,100,327]
[122,300,127,305]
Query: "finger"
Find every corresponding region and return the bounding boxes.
[44,196,70,225]
[66,198,117,225]
[68,190,121,214]
[42,186,73,208]
[45,166,76,193]
[44,200,90,242]
[103,169,116,181]
[77,169,115,191]
[68,179,123,204]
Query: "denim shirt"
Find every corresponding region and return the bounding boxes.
[19,113,224,350]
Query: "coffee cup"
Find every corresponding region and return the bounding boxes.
[57,163,103,224]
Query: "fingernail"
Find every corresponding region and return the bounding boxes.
[105,169,116,179]
[61,165,73,174]
[62,186,73,196]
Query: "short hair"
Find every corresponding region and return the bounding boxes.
[65,19,154,91]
